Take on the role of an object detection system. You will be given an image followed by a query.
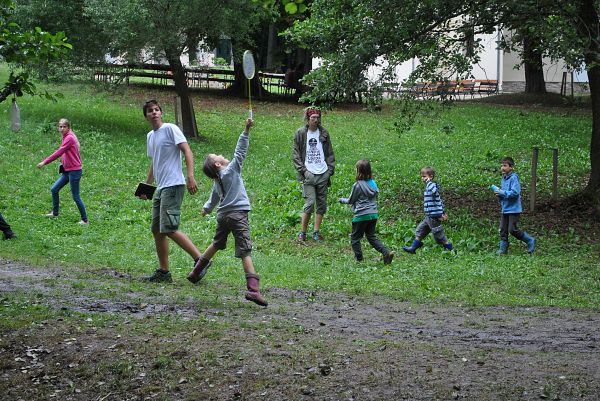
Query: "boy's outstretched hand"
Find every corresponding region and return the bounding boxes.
[244,118,253,133]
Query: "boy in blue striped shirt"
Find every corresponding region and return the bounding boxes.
[403,166,453,253]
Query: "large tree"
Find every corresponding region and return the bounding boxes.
[0,0,71,103]
[288,0,600,201]
[16,0,269,138]
[13,0,106,66]
[85,0,268,138]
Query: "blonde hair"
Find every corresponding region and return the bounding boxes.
[59,118,71,129]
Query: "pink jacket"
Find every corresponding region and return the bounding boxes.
[42,131,82,171]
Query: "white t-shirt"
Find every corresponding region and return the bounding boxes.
[304,128,328,174]
[147,123,187,189]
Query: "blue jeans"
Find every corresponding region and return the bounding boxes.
[51,169,88,221]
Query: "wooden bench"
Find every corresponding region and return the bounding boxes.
[403,79,498,99]
[476,79,498,95]
[456,80,476,99]
[435,81,458,98]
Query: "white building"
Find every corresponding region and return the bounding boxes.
[354,30,589,94]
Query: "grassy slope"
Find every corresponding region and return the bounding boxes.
[0,77,597,309]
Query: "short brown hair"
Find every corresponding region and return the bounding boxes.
[202,155,219,179]
[420,166,435,179]
[143,99,161,116]
[356,159,372,181]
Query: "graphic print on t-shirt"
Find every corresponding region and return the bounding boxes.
[307,137,321,164]
[305,130,328,174]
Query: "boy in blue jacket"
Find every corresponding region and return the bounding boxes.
[493,157,536,254]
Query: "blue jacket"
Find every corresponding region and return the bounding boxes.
[498,172,522,214]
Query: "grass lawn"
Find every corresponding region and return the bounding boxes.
[0,75,598,309]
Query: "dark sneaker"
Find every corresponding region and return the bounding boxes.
[187,258,212,284]
[297,232,307,241]
[312,231,323,241]
[144,268,172,283]
[383,251,395,265]
[2,231,15,240]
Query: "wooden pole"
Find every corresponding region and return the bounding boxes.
[530,147,538,212]
[552,148,558,202]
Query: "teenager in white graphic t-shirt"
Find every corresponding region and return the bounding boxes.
[292,108,335,241]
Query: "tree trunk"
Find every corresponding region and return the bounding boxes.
[522,33,546,93]
[165,51,198,138]
[585,65,600,200]
[578,0,600,200]
[586,64,600,198]
[266,24,277,70]
[187,36,198,66]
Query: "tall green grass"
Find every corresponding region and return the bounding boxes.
[0,74,598,308]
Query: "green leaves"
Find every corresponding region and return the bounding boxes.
[0,0,71,102]
[282,0,309,15]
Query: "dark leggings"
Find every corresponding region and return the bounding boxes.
[351,219,388,261]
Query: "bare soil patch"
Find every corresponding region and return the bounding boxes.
[1,259,599,400]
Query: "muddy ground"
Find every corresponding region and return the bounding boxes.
[1,258,599,401]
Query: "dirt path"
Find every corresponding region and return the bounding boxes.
[1,259,599,401]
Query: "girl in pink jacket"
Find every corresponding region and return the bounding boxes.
[37,119,88,224]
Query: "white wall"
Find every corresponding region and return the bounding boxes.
[316,28,590,87]
[363,31,502,86]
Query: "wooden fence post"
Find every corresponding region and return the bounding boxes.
[530,147,539,212]
[552,148,559,202]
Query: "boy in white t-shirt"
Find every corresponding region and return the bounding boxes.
[292,108,336,241]
[138,99,202,282]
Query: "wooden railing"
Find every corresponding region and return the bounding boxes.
[94,63,291,95]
